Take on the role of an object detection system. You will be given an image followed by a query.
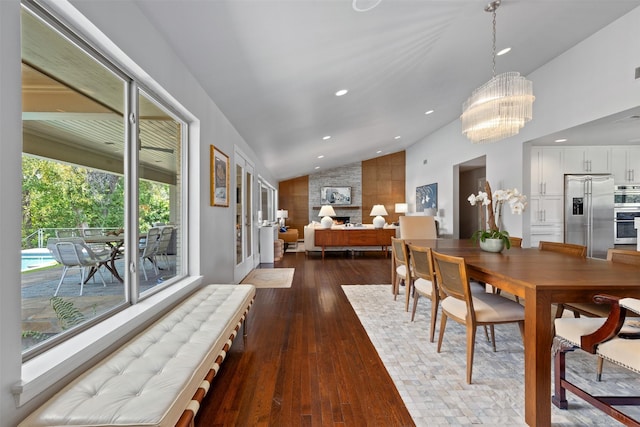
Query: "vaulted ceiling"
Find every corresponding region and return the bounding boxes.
[130,1,639,181]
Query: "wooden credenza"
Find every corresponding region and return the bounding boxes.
[314,228,396,259]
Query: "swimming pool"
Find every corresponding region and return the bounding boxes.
[21,248,57,272]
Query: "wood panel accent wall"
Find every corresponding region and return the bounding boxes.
[362,152,406,224]
[278,175,308,236]
[278,151,405,236]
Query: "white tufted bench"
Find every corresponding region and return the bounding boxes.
[552,295,640,426]
[19,284,256,427]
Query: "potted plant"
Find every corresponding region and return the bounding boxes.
[468,181,527,252]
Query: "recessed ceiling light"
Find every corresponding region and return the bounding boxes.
[315,166,320,169]
[497,47,511,56]
[322,135,331,140]
[352,0,382,12]
[335,89,348,97]
[425,110,434,115]
[376,150,382,154]
[318,155,324,159]
[394,136,401,140]
[555,138,567,143]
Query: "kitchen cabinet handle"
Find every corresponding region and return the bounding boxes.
[543,183,546,194]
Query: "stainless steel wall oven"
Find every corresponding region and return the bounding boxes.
[614,185,640,244]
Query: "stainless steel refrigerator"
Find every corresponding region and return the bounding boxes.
[565,174,614,259]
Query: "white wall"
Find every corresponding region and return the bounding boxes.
[406,6,640,243]
[0,0,275,424]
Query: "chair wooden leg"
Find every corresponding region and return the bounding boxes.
[489,325,496,352]
[429,295,438,343]
[404,279,412,312]
[554,303,566,319]
[411,293,419,322]
[596,356,604,382]
[437,313,448,353]
[552,340,574,409]
[517,320,525,341]
[466,323,477,384]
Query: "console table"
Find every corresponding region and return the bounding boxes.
[314,228,396,259]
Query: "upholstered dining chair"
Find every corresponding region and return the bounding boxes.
[555,248,640,381]
[391,237,412,311]
[399,216,437,239]
[432,250,525,384]
[408,244,439,342]
[538,241,587,258]
[508,236,523,248]
[490,236,523,301]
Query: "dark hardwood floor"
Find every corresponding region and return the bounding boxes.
[196,251,415,426]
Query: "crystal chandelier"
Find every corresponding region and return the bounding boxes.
[461,0,535,144]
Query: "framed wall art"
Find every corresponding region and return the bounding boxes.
[211,145,229,207]
[416,183,437,212]
[320,186,352,205]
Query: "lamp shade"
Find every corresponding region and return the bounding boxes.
[276,209,288,219]
[318,205,336,217]
[370,205,388,217]
[318,205,336,229]
[370,204,388,229]
[395,203,408,214]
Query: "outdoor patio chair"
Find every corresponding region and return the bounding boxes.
[139,227,161,280]
[47,237,111,296]
[155,226,174,271]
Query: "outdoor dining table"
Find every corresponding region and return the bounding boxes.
[84,235,125,283]
[401,238,640,427]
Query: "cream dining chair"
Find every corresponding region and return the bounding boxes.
[432,250,525,384]
[407,244,439,342]
[399,216,437,239]
[391,237,412,311]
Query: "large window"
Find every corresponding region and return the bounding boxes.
[20,4,186,358]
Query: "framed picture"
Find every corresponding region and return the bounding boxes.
[416,183,437,212]
[210,145,229,207]
[321,186,351,205]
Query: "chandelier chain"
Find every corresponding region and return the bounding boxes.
[491,8,497,77]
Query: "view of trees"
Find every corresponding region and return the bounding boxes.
[22,156,170,248]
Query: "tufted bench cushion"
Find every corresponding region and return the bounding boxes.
[19,284,255,427]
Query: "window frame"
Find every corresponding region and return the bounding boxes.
[20,0,190,360]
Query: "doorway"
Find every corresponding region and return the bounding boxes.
[458,156,486,239]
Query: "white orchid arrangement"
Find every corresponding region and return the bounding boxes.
[468,181,527,249]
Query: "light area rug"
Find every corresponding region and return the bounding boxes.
[241,268,294,288]
[342,284,640,426]
[285,241,305,253]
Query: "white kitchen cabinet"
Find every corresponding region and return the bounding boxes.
[529,195,563,224]
[530,224,563,247]
[531,147,564,196]
[612,147,640,183]
[563,147,611,174]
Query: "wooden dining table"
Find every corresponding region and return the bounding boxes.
[400,239,640,427]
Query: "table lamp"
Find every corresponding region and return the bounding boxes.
[318,205,336,229]
[370,204,388,229]
[395,203,408,215]
[277,209,288,228]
